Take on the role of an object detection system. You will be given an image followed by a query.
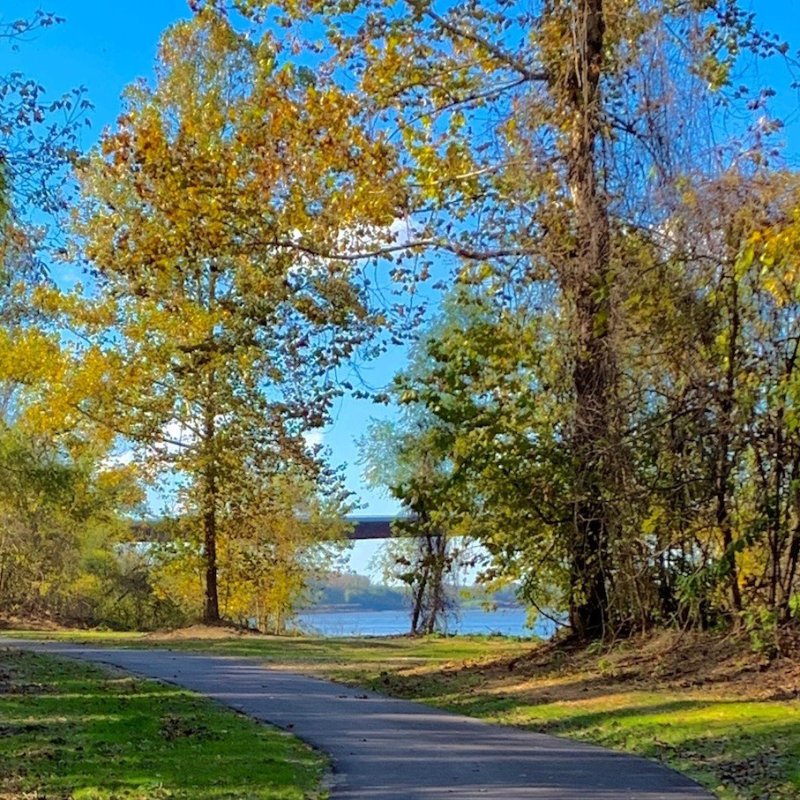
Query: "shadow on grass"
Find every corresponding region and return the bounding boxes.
[353,653,800,800]
[0,649,323,799]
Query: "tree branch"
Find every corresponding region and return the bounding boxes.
[252,237,533,263]
[419,4,549,84]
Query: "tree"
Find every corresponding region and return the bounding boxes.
[367,284,571,627]
[0,424,143,622]
[362,415,462,634]
[0,8,91,410]
[217,469,351,632]
[248,0,793,637]
[0,10,138,626]
[54,11,400,623]
[0,9,90,258]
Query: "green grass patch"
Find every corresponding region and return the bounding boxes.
[412,687,800,800]
[342,654,800,800]
[0,628,531,673]
[0,648,326,799]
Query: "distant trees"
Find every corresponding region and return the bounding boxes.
[309,572,417,612]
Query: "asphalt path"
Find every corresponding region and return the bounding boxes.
[1,641,713,799]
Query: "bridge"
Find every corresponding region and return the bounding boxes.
[130,515,399,542]
[346,516,395,540]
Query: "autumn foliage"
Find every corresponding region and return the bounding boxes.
[2,2,800,644]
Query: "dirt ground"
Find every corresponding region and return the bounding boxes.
[430,628,800,705]
[144,623,265,640]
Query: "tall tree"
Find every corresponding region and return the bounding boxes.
[56,11,401,623]
[241,0,778,637]
[246,0,790,637]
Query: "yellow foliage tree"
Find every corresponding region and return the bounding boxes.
[56,11,398,623]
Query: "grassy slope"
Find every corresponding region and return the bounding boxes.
[0,648,326,799]
[3,627,799,800]
[357,644,800,800]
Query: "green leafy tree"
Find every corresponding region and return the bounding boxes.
[369,285,571,627]
[246,0,793,637]
[0,425,143,622]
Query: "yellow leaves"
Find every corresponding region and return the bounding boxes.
[681,187,698,209]
[68,345,117,407]
[41,13,400,598]
[152,545,204,610]
[746,197,800,307]
[0,328,63,388]
[32,285,118,331]
[641,507,665,538]
[0,328,91,440]
[78,13,402,276]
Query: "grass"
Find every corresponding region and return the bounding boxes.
[3,626,799,799]
[0,626,532,676]
[368,677,800,800]
[0,647,326,799]
[335,632,800,800]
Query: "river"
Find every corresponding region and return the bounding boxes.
[294,607,556,638]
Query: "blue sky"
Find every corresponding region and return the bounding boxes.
[6,0,800,572]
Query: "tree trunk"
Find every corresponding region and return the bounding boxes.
[202,387,220,625]
[203,464,220,624]
[715,270,742,615]
[410,548,428,635]
[780,463,800,622]
[424,533,447,635]
[201,265,221,626]
[557,0,614,639]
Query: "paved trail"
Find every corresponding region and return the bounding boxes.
[2,642,712,799]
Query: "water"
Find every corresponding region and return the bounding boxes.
[294,607,556,638]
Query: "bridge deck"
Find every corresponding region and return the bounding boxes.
[347,516,395,540]
[131,515,400,542]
